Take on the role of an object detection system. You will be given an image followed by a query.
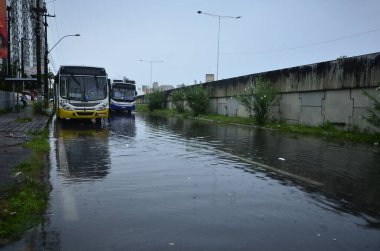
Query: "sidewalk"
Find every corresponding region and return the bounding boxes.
[0,103,50,188]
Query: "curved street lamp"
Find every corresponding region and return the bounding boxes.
[48,33,80,54]
[197,11,241,81]
[44,33,80,106]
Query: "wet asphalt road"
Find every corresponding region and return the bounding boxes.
[3,113,380,250]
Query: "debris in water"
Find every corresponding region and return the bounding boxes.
[278,157,285,161]
[168,242,175,246]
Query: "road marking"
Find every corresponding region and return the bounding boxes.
[215,149,323,187]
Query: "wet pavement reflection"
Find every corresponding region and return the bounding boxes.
[3,114,380,251]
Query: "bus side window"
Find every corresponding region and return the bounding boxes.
[60,79,67,98]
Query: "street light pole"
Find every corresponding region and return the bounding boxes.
[197,10,241,81]
[48,34,80,55]
[45,33,80,106]
[139,59,163,85]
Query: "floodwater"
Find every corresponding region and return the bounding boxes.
[3,113,380,250]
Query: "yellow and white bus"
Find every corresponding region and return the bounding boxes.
[54,66,110,122]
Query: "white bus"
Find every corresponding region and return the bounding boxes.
[110,79,137,114]
[54,66,110,122]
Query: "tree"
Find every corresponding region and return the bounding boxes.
[146,89,166,111]
[171,89,186,113]
[363,86,380,128]
[237,77,278,125]
[185,85,208,116]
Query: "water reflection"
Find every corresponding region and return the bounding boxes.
[161,115,380,225]
[3,114,380,251]
[109,113,136,138]
[55,119,111,181]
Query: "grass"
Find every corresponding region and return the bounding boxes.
[265,122,380,145]
[0,129,50,244]
[136,104,380,145]
[0,108,11,114]
[15,117,32,123]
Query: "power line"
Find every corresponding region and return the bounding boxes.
[48,54,56,73]
[222,27,380,55]
[47,0,64,72]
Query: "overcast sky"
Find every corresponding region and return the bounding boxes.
[46,0,380,92]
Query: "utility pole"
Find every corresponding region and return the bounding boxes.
[43,11,55,107]
[33,0,44,99]
[20,37,24,77]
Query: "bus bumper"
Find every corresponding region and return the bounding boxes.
[58,108,109,119]
[110,103,136,112]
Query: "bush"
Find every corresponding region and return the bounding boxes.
[363,86,380,128]
[237,77,278,125]
[185,85,209,116]
[171,89,186,113]
[32,101,46,115]
[146,90,166,111]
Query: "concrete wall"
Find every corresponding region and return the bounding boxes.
[139,52,380,132]
[0,91,14,110]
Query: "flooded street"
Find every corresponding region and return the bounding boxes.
[4,113,380,250]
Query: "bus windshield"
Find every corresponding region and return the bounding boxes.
[60,75,108,101]
[112,86,135,101]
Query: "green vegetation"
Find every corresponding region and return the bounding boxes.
[184,85,209,116]
[137,104,380,145]
[237,77,278,125]
[138,80,380,145]
[146,90,166,111]
[0,129,50,243]
[32,100,48,115]
[15,117,32,123]
[265,122,380,145]
[146,86,209,116]
[363,87,380,128]
[171,89,186,113]
[0,108,12,114]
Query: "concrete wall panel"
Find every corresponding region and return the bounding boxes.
[299,91,324,106]
[279,93,301,122]
[323,90,353,124]
[237,104,250,117]
[352,107,380,132]
[226,97,239,116]
[209,98,218,114]
[299,106,323,126]
[351,88,378,108]
[0,91,13,110]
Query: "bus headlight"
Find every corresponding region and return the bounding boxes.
[60,102,75,111]
[96,102,108,111]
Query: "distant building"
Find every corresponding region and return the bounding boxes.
[206,74,214,82]
[142,82,174,94]
[158,85,174,91]
[142,85,152,94]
